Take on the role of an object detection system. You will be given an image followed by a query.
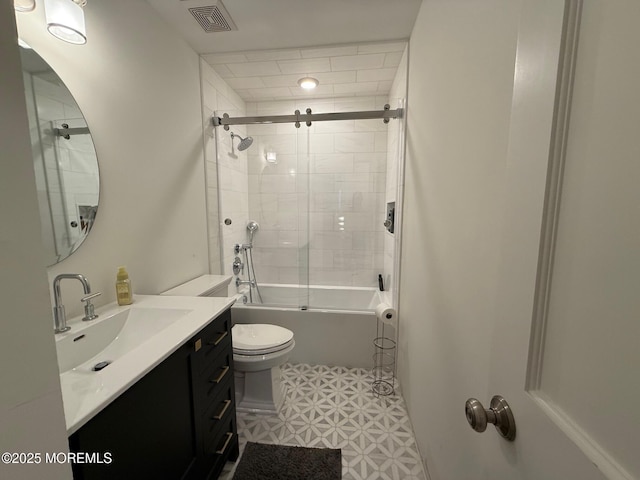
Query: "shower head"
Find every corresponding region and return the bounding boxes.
[231,132,253,151]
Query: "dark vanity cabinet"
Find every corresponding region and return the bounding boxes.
[69,308,238,480]
[189,307,239,479]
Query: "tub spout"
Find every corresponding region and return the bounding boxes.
[236,278,256,288]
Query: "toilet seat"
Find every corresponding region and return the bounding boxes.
[232,324,294,356]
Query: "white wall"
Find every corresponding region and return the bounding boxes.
[2,2,207,476]
[0,4,71,480]
[17,0,209,317]
[397,1,521,479]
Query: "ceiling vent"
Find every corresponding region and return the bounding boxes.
[187,1,237,33]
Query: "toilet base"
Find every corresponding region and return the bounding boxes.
[235,366,285,414]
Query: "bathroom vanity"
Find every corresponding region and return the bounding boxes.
[57,295,238,479]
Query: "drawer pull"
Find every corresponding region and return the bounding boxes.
[213,399,232,420]
[216,432,234,455]
[210,365,229,384]
[207,331,228,346]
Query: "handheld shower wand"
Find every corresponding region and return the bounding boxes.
[242,221,262,303]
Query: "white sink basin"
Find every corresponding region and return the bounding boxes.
[56,306,192,374]
[57,295,236,435]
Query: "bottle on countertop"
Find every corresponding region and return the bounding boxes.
[116,266,133,305]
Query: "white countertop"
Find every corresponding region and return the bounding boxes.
[58,294,235,435]
[161,274,232,296]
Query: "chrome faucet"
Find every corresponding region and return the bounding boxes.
[53,274,101,334]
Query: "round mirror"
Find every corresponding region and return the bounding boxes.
[19,43,99,266]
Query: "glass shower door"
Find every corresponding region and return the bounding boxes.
[304,109,389,311]
[240,118,310,309]
[296,125,310,310]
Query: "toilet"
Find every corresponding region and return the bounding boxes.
[161,275,295,413]
[232,323,295,413]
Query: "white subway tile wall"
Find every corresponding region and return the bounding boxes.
[383,46,408,301]
[200,59,249,275]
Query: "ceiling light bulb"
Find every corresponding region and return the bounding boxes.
[297,77,319,90]
[14,0,36,12]
[45,0,87,45]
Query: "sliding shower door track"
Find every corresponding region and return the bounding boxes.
[212,104,403,130]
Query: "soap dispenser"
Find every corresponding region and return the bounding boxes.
[115,266,133,305]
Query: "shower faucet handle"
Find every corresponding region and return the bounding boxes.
[232,257,244,275]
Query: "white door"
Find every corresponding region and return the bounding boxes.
[476,1,640,478]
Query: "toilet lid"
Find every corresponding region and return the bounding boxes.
[232,324,294,355]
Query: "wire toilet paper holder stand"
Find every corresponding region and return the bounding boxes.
[372,307,397,397]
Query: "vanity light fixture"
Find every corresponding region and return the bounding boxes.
[14,0,36,12]
[297,77,319,90]
[44,0,87,45]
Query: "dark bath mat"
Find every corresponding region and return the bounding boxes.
[232,442,341,480]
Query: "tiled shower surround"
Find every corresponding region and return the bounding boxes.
[200,60,249,276]
[200,43,408,292]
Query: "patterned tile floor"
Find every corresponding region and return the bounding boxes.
[220,363,427,480]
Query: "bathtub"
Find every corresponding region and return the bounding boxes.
[231,284,386,368]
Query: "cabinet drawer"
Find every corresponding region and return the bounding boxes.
[191,309,231,373]
[205,412,237,462]
[197,349,233,411]
[202,379,235,448]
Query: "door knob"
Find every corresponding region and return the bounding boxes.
[465,395,516,441]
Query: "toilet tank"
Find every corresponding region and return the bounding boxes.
[161,275,232,297]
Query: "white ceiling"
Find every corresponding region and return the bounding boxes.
[146,0,421,101]
[146,0,421,54]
